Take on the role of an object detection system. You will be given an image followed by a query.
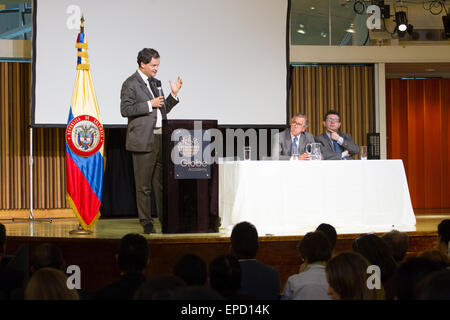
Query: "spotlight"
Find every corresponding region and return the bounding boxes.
[395,11,408,32]
[395,10,413,37]
[443,14,450,39]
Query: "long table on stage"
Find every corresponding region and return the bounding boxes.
[219,159,416,235]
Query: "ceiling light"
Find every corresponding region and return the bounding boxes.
[395,10,413,37]
[310,6,315,10]
[297,29,306,34]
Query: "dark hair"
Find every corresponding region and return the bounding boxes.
[381,230,409,263]
[323,110,341,122]
[117,234,149,274]
[437,219,450,245]
[137,48,160,67]
[417,270,450,300]
[173,254,207,286]
[230,221,259,259]
[298,231,332,263]
[396,257,445,300]
[0,223,6,254]
[31,243,64,270]
[133,274,185,300]
[326,251,380,300]
[352,233,397,282]
[209,254,241,298]
[316,223,337,249]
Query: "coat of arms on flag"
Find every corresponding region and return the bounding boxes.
[65,16,104,233]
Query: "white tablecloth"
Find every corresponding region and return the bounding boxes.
[219,160,416,235]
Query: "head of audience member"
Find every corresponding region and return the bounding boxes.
[325,251,383,300]
[352,233,397,283]
[117,234,149,276]
[24,267,79,300]
[437,219,450,257]
[416,269,450,300]
[133,274,185,300]
[298,231,332,265]
[290,114,308,137]
[230,221,259,259]
[30,243,64,273]
[173,254,207,286]
[315,223,337,254]
[381,230,409,264]
[417,250,450,268]
[209,254,242,299]
[323,110,342,134]
[0,223,6,261]
[396,257,445,300]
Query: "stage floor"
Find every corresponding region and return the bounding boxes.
[1,213,448,240]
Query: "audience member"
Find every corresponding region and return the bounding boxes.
[352,233,397,300]
[315,110,359,160]
[0,223,24,300]
[437,219,450,258]
[133,274,185,300]
[30,243,65,272]
[209,254,249,299]
[416,269,450,300]
[24,267,79,300]
[325,251,384,300]
[281,231,331,300]
[396,257,445,300]
[96,233,149,300]
[230,221,280,300]
[381,230,409,264]
[418,250,450,268]
[173,254,207,286]
[316,223,337,254]
[11,243,66,300]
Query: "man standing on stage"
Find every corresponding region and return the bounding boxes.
[120,48,183,234]
[315,110,358,160]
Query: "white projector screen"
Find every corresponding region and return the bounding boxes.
[32,0,288,126]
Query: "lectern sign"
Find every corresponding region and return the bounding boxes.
[173,129,211,179]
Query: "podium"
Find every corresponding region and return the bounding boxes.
[162,120,219,233]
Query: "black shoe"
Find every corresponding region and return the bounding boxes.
[143,224,156,234]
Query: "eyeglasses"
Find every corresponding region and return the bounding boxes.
[326,117,340,123]
[291,122,305,127]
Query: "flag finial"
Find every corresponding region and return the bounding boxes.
[80,15,85,33]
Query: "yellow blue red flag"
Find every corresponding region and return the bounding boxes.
[65,18,104,230]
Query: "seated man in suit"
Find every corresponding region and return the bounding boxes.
[272,113,315,160]
[315,110,358,160]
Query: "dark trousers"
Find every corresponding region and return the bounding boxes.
[131,134,163,227]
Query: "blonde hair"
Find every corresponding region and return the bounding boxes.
[25,267,79,300]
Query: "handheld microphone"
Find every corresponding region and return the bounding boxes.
[154,79,163,97]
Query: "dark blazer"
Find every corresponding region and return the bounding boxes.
[272,128,315,160]
[315,132,359,160]
[120,71,179,152]
[238,260,281,300]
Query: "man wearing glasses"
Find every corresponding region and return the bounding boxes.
[315,110,359,160]
[272,114,315,160]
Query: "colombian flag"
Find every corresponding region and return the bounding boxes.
[65,18,104,230]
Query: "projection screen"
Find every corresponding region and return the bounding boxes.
[32,0,288,126]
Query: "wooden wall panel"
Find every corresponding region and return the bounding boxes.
[387,79,450,209]
[289,65,376,151]
[0,62,69,211]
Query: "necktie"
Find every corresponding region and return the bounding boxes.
[291,136,298,156]
[148,78,159,97]
[333,140,342,153]
[148,78,166,123]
